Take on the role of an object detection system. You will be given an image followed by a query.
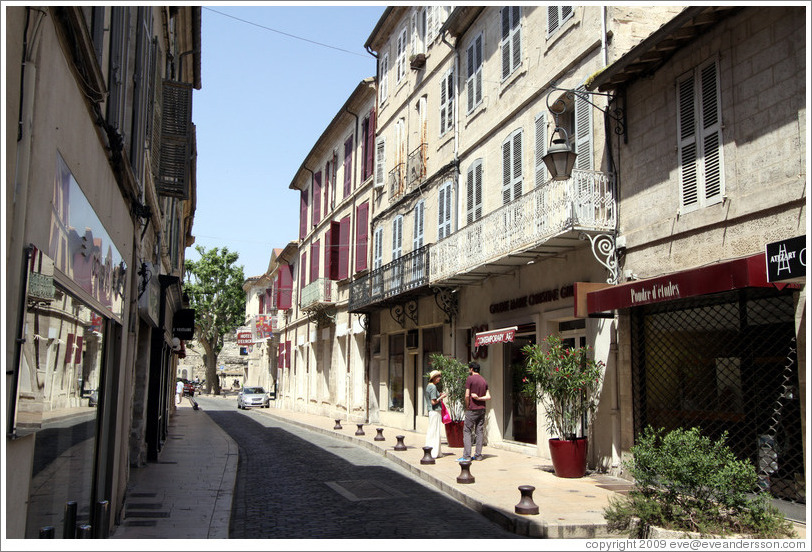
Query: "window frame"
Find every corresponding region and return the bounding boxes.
[547,6,574,37]
[438,180,453,239]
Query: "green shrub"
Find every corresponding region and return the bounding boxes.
[605,426,795,538]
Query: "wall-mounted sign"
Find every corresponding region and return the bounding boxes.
[138,262,160,327]
[474,326,518,347]
[236,331,253,346]
[489,284,574,314]
[766,235,806,283]
[172,309,195,340]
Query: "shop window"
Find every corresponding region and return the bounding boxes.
[388,334,405,412]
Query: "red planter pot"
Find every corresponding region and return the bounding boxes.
[548,437,588,478]
[444,421,464,448]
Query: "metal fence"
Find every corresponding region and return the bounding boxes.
[631,287,804,504]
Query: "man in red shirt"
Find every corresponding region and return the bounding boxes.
[459,361,490,461]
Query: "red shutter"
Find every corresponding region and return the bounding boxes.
[310,240,320,283]
[327,221,339,280]
[299,190,308,239]
[313,171,322,225]
[74,336,83,364]
[355,202,369,272]
[344,137,353,197]
[338,216,350,280]
[324,161,331,215]
[259,293,265,314]
[278,342,285,367]
[299,252,307,302]
[65,333,75,364]
[365,110,376,178]
[275,265,292,310]
[285,341,291,369]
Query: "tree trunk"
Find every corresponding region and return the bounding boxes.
[200,339,221,395]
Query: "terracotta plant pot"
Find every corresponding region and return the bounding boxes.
[548,437,588,478]
[444,420,464,448]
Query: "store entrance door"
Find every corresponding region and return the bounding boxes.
[503,332,537,444]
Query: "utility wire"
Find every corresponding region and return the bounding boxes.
[204,7,370,59]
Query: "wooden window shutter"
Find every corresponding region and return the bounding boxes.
[467,160,483,223]
[310,240,320,283]
[474,35,483,106]
[502,138,512,204]
[512,130,523,199]
[156,80,193,199]
[413,200,425,249]
[365,110,376,179]
[574,87,593,170]
[338,216,351,280]
[299,189,309,239]
[700,61,722,202]
[511,7,521,74]
[299,252,307,302]
[466,42,475,113]
[535,112,547,186]
[501,7,511,79]
[325,224,336,280]
[285,341,291,369]
[677,72,699,209]
[355,202,369,272]
[313,171,322,225]
[375,138,386,188]
[259,293,265,314]
[392,216,403,259]
[373,227,383,269]
[275,265,293,310]
[344,136,353,197]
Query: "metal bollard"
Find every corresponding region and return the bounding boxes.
[394,435,407,451]
[63,501,78,538]
[420,446,436,464]
[514,485,540,515]
[355,423,365,436]
[456,460,475,484]
[39,526,55,538]
[92,500,110,538]
[333,419,342,430]
[76,524,92,538]
[374,428,386,441]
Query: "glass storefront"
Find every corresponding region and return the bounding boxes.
[503,330,536,444]
[388,334,404,411]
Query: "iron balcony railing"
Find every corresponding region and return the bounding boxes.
[348,245,431,312]
[388,163,405,198]
[300,278,337,311]
[430,169,616,282]
[406,143,427,190]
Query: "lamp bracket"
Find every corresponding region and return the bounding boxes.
[547,86,625,140]
[580,232,619,285]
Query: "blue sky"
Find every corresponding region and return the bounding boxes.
[190,4,386,278]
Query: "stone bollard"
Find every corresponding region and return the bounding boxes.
[514,485,540,515]
[420,446,436,464]
[355,423,365,436]
[39,526,55,538]
[394,435,407,451]
[334,419,342,430]
[374,428,385,441]
[456,460,475,484]
[63,501,77,538]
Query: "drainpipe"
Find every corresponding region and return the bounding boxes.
[601,6,608,67]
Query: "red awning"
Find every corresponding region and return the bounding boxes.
[586,253,780,314]
[474,326,518,347]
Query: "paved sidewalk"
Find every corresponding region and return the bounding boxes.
[111,396,807,540]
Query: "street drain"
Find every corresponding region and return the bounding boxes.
[325,480,406,502]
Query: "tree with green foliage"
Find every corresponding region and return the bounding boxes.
[184,245,246,395]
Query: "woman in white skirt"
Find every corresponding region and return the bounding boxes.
[424,370,447,459]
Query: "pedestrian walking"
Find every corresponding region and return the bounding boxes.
[459,362,490,462]
[176,380,184,405]
[424,370,447,459]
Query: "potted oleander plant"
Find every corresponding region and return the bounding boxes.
[521,335,604,477]
[427,353,468,447]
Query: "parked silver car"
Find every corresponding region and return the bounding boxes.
[237,387,270,409]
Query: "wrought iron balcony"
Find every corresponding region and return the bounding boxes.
[300,278,337,311]
[429,169,616,285]
[406,143,427,190]
[348,245,431,312]
[388,163,405,198]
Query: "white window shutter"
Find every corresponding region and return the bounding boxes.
[512,130,523,200]
[475,35,483,105]
[466,161,482,224]
[375,138,386,188]
[700,61,722,203]
[413,200,424,249]
[373,227,383,269]
[474,160,482,220]
[466,43,475,113]
[535,112,547,187]
[574,87,593,171]
[501,8,511,80]
[511,7,521,73]
[677,73,699,209]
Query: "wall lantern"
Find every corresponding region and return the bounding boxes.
[542,86,625,181]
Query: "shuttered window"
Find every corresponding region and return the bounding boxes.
[396,27,408,83]
[375,137,386,189]
[310,240,320,283]
[500,7,521,80]
[299,188,309,239]
[535,112,548,186]
[355,202,369,272]
[338,216,350,280]
[574,87,593,171]
[439,69,454,136]
[547,6,574,36]
[326,223,338,280]
[438,180,453,239]
[392,215,403,260]
[275,264,293,310]
[677,59,723,212]
[502,129,523,204]
[373,227,384,269]
[299,252,307,302]
[379,51,389,105]
[413,200,425,249]
[466,159,483,223]
[362,110,376,180]
[466,34,483,113]
[312,171,322,225]
[344,136,353,198]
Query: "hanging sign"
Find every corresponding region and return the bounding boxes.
[766,235,806,283]
[474,326,518,347]
[236,331,253,346]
